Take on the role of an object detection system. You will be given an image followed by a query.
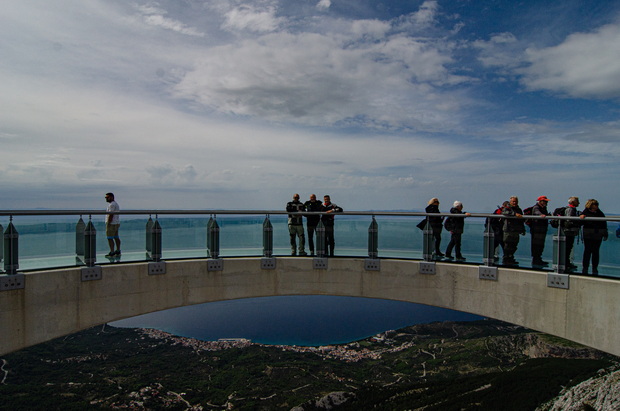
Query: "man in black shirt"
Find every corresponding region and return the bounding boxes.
[304,194,323,256]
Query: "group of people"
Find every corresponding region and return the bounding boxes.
[424,198,471,262]
[286,194,343,257]
[427,195,609,275]
[106,190,610,274]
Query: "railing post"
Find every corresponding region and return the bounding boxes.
[482,220,495,266]
[83,216,96,268]
[149,216,162,262]
[315,220,326,258]
[365,216,380,271]
[553,225,566,274]
[0,223,3,263]
[368,216,378,259]
[206,216,214,257]
[75,216,85,265]
[146,215,153,257]
[263,216,273,258]
[3,217,19,274]
[422,217,434,262]
[479,219,498,280]
[208,216,220,259]
[261,216,276,269]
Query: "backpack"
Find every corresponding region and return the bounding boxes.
[444,217,455,232]
[550,206,567,229]
[522,206,534,226]
[486,206,504,231]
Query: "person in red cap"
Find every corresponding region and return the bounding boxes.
[530,195,551,267]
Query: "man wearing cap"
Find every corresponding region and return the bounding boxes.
[530,195,551,267]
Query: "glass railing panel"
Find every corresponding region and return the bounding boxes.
[2,212,619,279]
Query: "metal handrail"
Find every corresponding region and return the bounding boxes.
[1,209,617,221]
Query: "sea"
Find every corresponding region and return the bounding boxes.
[4,214,619,346]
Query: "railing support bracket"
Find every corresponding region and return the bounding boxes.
[547,273,569,289]
[365,258,380,271]
[261,257,276,270]
[313,257,328,270]
[479,266,498,281]
[148,261,166,275]
[81,266,102,282]
[1,274,25,291]
[419,261,436,275]
[207,259,223,271]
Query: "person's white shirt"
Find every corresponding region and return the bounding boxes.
[106,200,120,225]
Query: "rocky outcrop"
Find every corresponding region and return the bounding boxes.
[523,334,606,360]
[291,391,355,410]
[537,367,620,411]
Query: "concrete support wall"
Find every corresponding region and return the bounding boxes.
[1,258,619,357]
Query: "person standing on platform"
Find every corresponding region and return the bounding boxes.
[286,194,307,256]
[321,195,343,257]
[530,195,551,268]
[490,201,509,263]
[580,199,608,275]
[562,197,581,272]
[444,201,471,261]
[105,192,121,258]
[502,196,525,266]
[304,194,323,256]
[425,198,444,259]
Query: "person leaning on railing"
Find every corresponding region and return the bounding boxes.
[501,196,525,266]
[580,199,608,276]
[562,197,581,273]
[425,198,444,258]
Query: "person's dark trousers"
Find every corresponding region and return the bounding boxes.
[324,225,335,256]
[582,238,602,274]
[307,225,317,254]
[564,233,576,269]
[530,231,547,263]
[445,232,462,258]
[493,229,504,257]
[432,226,442,254]
[503,232,520,262]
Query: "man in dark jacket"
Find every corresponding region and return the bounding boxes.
[530,195,551,267]
[444,201,471,261]
[321,195,343,257]
[304,194,323,256]
[286,194,307,256]
[562,196,581,272]
[502,196,525,266]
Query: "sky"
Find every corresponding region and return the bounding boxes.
[2,0,620,213]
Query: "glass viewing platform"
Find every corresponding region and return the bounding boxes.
[1,210,619,279]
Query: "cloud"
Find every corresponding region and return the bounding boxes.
[173,19,469,130]
[221,4,284,33]
[316,0,331,11]
[136,3,205,37]
[472,32,522,69]
[520,23,620,99]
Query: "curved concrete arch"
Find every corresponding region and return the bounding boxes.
[1,258,619,356]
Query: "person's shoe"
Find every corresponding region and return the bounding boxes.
[105,252,115,258]
[435,251,445,257]
[503,258,518,266]
[456,256,466,262]
[291,252,297,256]
[299,251,307,256]
[540,260,549,266]
[568,263,578,270]
[592,268,599,275]
[444,254,453,260]
[114,250,121,256]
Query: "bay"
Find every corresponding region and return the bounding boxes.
[111,296,482,346]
